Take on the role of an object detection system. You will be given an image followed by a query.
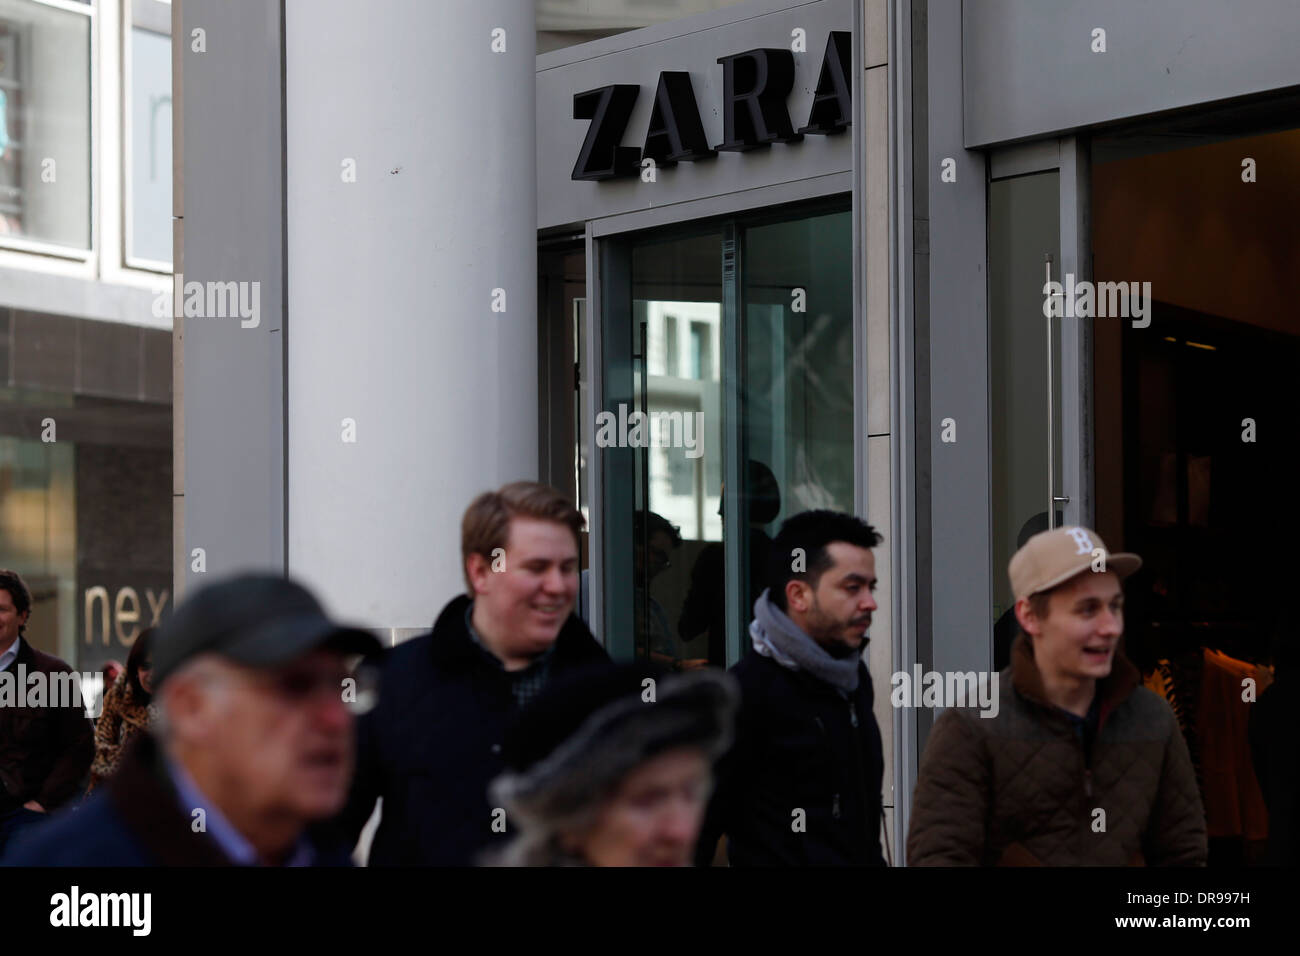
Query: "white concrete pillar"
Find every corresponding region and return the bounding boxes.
[284,0,538,627]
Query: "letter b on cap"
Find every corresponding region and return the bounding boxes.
[1067,527,1094,555]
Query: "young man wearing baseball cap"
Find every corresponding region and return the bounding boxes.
[907,526,1207,865]
[3,574,380,866]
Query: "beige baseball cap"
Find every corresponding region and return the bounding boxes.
[1008,526,1141,601]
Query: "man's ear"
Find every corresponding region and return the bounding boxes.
[466,552,492,596]
[785,579,812,614]
[1013,597,1038,638]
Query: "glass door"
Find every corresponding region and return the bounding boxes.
[597,202,854,667]
[986,141,1091,670]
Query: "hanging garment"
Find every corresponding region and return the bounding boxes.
[1199,648,1272,840]
[1145,656,1205,796]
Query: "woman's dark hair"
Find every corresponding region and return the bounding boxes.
[126,627,156,700]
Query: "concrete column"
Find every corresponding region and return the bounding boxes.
[180,0,288,594]
[283,0,538,627]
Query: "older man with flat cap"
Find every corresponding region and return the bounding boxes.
[2,575,380,866]
[908,526,1206,866]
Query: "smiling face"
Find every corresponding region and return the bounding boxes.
[468,517,579,663]
[0,588,28,653]
[570,747,712,867]
[785,543,878,658]
[1018,570,1124,683]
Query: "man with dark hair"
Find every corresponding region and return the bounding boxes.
[0,569,94,854]
[695,510,887,866]
[339,481,608,865]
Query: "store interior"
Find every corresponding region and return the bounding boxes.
[1092,115,1300,866]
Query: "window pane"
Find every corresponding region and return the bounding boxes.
[128,25,173,265]
[1,309,173,677]
[988,171,1061,670]
[740,209,855,616]
[0,0,91,250]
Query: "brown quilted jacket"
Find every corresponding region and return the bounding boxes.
[907,634,1206,866]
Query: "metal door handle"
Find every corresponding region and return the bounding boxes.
[1044,255,1057,527]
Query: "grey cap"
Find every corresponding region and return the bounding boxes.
[151,574,381,686]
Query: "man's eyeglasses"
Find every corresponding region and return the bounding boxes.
[262,662,380,715]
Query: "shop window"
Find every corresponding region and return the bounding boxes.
[125,0,172,268]
[1,307,172,673]
[0,0,92,252]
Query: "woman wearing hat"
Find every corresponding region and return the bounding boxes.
[489,663,738,866]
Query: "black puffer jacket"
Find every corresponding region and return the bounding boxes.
[697,651,886,866]
[338,595,608,866]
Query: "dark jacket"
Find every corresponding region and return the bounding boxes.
[1249,674,1299,865]
[0,638,94,813]
[339,595,609,865]
[2,733,354,866]
[907,633,1206,866]
[697,649,886,866]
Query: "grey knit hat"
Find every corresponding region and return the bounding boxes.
[488,663,738,865]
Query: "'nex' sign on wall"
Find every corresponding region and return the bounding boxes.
[536,0,854,228]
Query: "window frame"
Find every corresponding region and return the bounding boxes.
[120,0,170,272]
[0,0,96,261]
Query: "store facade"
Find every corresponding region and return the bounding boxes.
[908,0,1299,864]
[534,0,903,854]
[542,0,1300,863]
[174,0,1299,866]
[1,0,174,677]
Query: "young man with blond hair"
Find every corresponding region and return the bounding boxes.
[907,526,1206,866]
[339,482,608,865]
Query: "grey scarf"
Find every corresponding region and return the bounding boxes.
[750,589,861,694]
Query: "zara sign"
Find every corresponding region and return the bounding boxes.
[571,31,851,181]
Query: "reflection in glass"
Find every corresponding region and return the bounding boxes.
[988,171,1061,670]
[128,25,173,265]
[733,211,854,643]
[628,232,722,669]
[0,0,92,249]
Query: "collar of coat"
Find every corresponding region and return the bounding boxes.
[104,733,346,866]
[426,594,601,671]
[105,733,239,865]
[11,636,67,673]
[1010,631,1140,731]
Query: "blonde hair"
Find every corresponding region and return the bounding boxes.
[460,482,584,593]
